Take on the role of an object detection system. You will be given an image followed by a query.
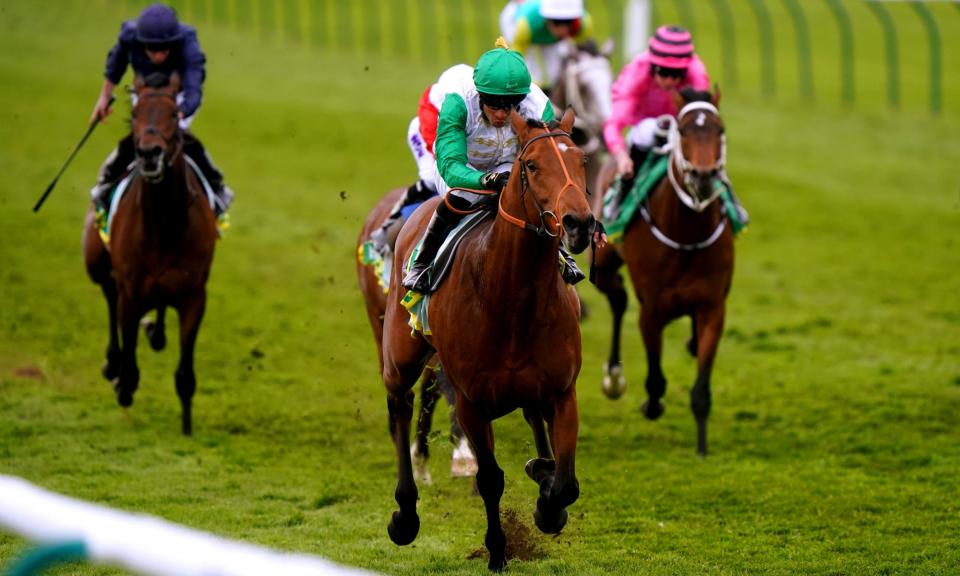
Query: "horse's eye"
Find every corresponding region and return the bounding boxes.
[526,161,536,172]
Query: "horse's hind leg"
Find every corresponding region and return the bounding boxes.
[412,365,441,485]
[83,211,120,380]
[534,388,580,535]
[174,292,206,436]
[523,406,556,485]
[442,368,477,478]
[691,306,725,457]
[456,400,506,572]
[640,308,667,420]
[144,306,167,351]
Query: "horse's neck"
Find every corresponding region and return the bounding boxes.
[480,185,562,311]
[649,163,723,240]
[139,154,192,239]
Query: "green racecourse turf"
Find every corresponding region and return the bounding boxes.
[1,2,959,575]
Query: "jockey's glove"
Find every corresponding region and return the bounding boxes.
[480,171,510,192]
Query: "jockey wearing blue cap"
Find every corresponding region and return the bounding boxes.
[89,3,233,217]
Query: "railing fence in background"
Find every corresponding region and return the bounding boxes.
[115,0,956,112]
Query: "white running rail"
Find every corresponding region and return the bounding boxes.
[0,475,378,576]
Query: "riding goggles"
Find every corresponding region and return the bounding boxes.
[652,65,687,80]
[479,92,526,111]
[144,42,174,52]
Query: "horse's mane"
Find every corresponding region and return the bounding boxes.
[525,118,563,131]
[575,40,600,56]
[144,72,172,89]
[680,87,713,104]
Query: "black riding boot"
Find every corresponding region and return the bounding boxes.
[371,180,434,254]
[558,245,586,285]
[91,134,136,210]
[402,200,461,293]
[183,132,233,215]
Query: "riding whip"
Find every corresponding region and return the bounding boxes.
[33,96,115,213]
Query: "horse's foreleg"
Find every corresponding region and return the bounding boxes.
[174,293,206,436]
[84,215,120,381]
[115,293,141,408]
[144,305,167,351]
[412,367,441,485]
[687,315,698,358]
[534,388,580,535]
[456,400,506,572]
[386,387,419,545]
[691,306,725,457]
[640,307,667,420]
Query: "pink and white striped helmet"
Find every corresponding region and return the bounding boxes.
[648,25,695,69]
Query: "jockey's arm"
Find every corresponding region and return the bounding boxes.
[434,93,484,190]
[178,27,207,118]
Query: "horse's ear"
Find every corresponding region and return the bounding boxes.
[671,89,684,111]
[712,84,722,107]
[559,107,575,134]
[510,109,529,141]
[168,71,181,93]
[133,75,145,92]
[600,37,615,58]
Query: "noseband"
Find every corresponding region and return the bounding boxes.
[665,101,727,212]
[498,129,586,238]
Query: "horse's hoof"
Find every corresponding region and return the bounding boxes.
[524,458,555,484]
[101,361,120,381]
[487,554,507,572]
[387,510,420,545]
[641,399,665,420]
[143,319,166,351]
[112,378,134,408]
[533,506,568,534]
[602,362,626,399]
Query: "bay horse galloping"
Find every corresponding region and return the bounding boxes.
[82,72,217,435]
[356,187,476,483]
[593,89,734,456]
[381,109,595,571]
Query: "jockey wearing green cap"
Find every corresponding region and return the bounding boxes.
[402,39,558,293]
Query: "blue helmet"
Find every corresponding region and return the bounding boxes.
[136,4,183,45]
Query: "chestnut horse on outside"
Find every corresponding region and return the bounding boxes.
[381,109,595,571]
[356,187,475,483]
[82,73,217,435]
[593,89,734,456]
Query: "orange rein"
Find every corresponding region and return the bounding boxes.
[498,130,584,238]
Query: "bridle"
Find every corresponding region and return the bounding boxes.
[498,128,586,238]
[664,101,726,213]
[640,101,729,251]
[133,90,183,169]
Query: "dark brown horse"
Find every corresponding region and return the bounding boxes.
[356,187,476,483]
[82,72,217,435]
[380,109,595,571]
[593,89,733,456]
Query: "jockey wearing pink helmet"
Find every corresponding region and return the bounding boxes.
[603,25,710,179]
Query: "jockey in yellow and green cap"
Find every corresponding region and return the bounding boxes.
[402,39,584,293]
